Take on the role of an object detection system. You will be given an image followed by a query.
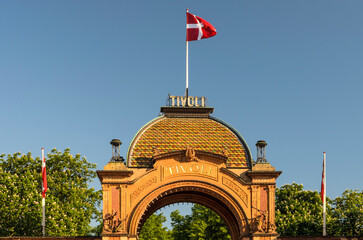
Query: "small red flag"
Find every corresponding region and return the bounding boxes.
[321,152,326,202]
[42,148,47,198]
[186,12,217,41]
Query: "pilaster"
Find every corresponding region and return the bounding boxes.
[251,185,259,221]
[119,185,128,233]
[268,185,276,233]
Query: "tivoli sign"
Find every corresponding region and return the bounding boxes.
[169,95,206,107]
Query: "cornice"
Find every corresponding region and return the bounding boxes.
[246,170,282,179]
[97,170,134,182]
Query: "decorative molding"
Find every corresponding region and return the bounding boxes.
[246,170,282,179]
[153,149,228,163]
[222,177,248,207]
[220,168,250,185]
[97,170,134,182]
[130,177,157,203]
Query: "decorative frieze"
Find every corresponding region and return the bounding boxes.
[130,177,157,203]
[222,177,248,207]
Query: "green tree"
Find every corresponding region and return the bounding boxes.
[171,210,193,240]
[139,213,172,240]
[190,204,231,240]
[0,149,102,236]
[170,204,231,240]
[275,183,333,236]
[331,189,362,236]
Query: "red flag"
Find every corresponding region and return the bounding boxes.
[321,152,326,202]
[186,12,217,41]
[42,148,47,198]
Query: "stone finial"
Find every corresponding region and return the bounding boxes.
[256,140,268,164]
[110,139,125,162]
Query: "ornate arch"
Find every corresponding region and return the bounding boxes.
[98,106,281,240]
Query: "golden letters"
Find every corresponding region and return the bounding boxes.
[169,96,206,107]
[162,163,217,180]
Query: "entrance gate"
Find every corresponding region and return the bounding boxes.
[97,105,281,240]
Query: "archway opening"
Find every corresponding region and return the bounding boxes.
[134,189,244,240]
[139,202,232,240]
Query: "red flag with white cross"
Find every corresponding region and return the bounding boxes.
[185,10,217,98]
[186,12,217,41]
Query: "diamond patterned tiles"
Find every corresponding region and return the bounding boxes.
[128,117,249,168]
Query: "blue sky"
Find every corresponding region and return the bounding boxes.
[1,0,362,220]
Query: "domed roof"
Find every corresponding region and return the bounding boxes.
[127,107,252,168]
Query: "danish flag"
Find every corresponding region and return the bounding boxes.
[186,12,217,41]
[42,148,47,198]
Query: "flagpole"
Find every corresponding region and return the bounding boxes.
[323,152,326,236]
[185,9,189,99]
[42,148,45,236]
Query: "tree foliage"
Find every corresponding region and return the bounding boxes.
[170,209,192,240]
[331,189,362,236]
[275,183,333,236]
[0,149,102,236]
[276,183,362,237]
[139,213,172,240]
[171,204,231,240]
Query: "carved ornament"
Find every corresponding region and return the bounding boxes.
[103,211,128,233]
[250,207,268,233]
[221,147,229,157]
[185,147,199,162]
[152,147,160,156]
